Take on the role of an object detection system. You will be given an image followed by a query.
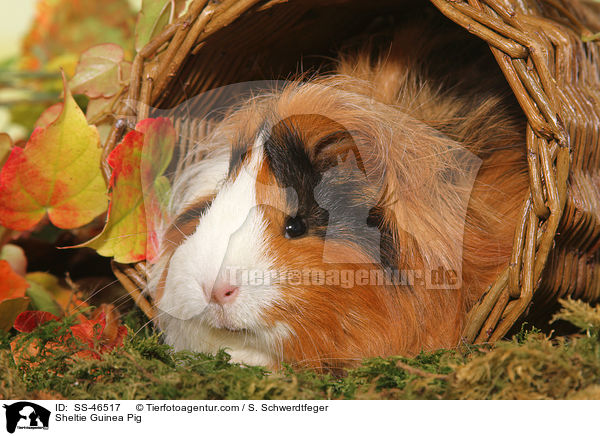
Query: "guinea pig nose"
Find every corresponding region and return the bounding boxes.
[210,284,240,305]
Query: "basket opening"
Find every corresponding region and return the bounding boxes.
[153,0,524,122]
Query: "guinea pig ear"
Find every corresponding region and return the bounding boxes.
[312,128,368,177]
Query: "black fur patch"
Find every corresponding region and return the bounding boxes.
[174,201,211,227]
[263,119,329,238]
[228,138,250,178]
[262,116,398,268]
[171,196,214,233]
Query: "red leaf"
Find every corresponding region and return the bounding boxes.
[82,117,174,263]
[14,310,59,333]
[94,305,128,351]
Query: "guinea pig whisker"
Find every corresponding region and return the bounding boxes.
[161,237,181,246]
[133,316,161,337]
[169,222,188,238]
[77,278,122,307]
[109,292,140,314]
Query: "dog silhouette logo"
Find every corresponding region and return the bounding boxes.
[2,402,50,433]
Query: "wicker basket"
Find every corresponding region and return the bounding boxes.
[106,0,600,345]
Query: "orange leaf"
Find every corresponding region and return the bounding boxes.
[0,261,31,331]
[93,304,128,352]
[0,260,29,302]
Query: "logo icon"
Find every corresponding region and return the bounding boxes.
[2,402,50,433]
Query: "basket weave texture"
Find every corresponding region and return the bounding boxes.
[106,0,600,344]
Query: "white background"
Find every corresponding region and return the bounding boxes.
[0,400,597,436]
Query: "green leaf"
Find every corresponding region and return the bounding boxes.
[86,96,117,123]
[25,281,63,317]
[26,271,86,314]
[135,0,187,52]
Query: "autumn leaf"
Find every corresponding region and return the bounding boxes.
[0,260,29,302]
[11,310,62,366]
[138,117,174,261]
[0,74,108,231]
[82,117,175,263]
[11,306,127,363]
[70,44,128,99]
[70,307,127,358]
[33,103,63,129]
[82,130,146,263]
[0,299,31,332]
[135,0,188,52]
[13,310,59,333]
[0,260,31,331]
[92,304,128,351]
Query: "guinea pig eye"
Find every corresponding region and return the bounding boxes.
[284,216,307,239]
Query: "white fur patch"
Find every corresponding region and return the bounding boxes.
[154,134,289,366]
[154,315,290,367]
[170,145,230,215]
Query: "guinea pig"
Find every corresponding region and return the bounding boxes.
[147,24,530,371]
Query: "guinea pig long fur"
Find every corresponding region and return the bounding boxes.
[148,25,530,371]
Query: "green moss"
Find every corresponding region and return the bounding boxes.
[2,299,600,400]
